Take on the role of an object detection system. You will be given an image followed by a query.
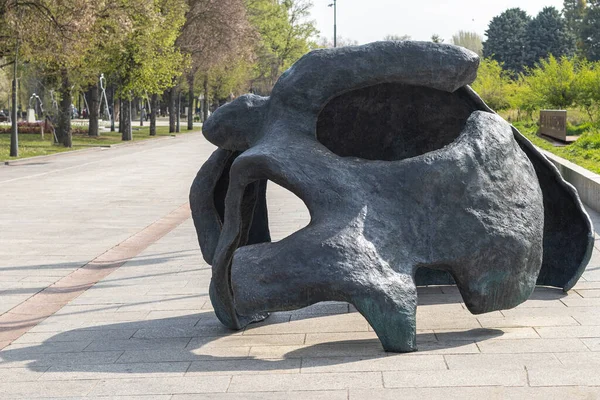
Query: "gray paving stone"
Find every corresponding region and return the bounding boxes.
[305,331,437,345]
[186,358,301,375]
[249,343,388,359]
[12,329,136,344]
[116,347,251,363]
[554,351,600,366]
[0,379,99,398]
[133,325,238,339]
[173,392,347,400]
[350,387,600,400]
[581,337,600,351]
[444,353,561,370]
[0,350,123,369]
[88,376,231,396]
[433,327,539,341]
[535,325,600,338]
[477,315,580,328]
[301,355,447,372]
[187,334,305,348]
[2,341,92,354]
[83,337,191,352]
[40,362,191,380]
[529,367,600,386]
[0,366,49,382]
[575,289,600,297]
[383,369,526,387]
[228,371,383,392]
[0,133,207,319]
[477,338,590,353]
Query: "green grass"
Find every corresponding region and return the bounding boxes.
[513,120,600,174]
[0,125,199,161]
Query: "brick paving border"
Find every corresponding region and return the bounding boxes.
[0,203,191,349]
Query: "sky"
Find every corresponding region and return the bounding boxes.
[309,0,565,44]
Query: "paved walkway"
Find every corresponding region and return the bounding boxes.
[1,133,600,398]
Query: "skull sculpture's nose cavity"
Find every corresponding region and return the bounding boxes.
[316,83,479,161]
[203,94,269,151]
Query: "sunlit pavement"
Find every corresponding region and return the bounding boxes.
[1,133,600,398]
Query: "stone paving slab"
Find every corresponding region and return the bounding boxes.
[2,132,600,397]
[0,132,207,318]
[0,195,599,398]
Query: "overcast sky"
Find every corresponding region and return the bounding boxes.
[309,0,565,44]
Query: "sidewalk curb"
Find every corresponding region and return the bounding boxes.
[541,149,600,214]
[3,133,196,166]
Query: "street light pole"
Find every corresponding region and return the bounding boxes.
[328,0,337,48]
[10,38,18,157]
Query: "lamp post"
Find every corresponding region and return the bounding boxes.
[10,39,18,157]
[328,0,337,48]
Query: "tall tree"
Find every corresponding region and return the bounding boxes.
[319,36,358,48]
[483,8,531,75]
[176,0,253,131]
[247,0,318,94]
[581,0,600,61]
[451,31,483,57]
[383,34,411,41]
[0,0,98,148]
[471,58,513,111]
[563,0,588,45]
[523,7,576,68]
[107,0,188,139]
[431,34,444,43]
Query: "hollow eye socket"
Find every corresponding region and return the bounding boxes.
[316,83,482,161]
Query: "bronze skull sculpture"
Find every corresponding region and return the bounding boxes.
[190,41,593,353]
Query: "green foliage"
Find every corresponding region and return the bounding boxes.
[430,34,444,43]
[523,7,576,68]
[247,0,318,93]
[574,60,600,122]
[109,0,189,99]
[472,58,513,111]
[208,58,253,101]
[581,1,600,61]
[384,34,411,41]
[522,56,578,110]
[483,8,531,75]
[514,120,600,174]
[451,31,483,57]
[563,0,588,51]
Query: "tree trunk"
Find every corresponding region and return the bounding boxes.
[150,93,157,136]
[131,98,138,121]
[122,98,132,141]
[56,69,72,147]
[176,91,180,133]
[118,98,123,133]
[88,83,99,136]
[110,87,116,132]
[140,97,144,127]
[202,76,209,123]
[168,87,176,133]
[187,73,194,130]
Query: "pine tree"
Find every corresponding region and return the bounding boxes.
[581,0,600,61]
[563,0,588,40]
[523,7,576,68]
[483,8,531,75]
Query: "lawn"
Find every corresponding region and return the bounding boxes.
[512,119,600,175]
[0,125,200,161]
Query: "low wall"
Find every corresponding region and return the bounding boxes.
[541,149,600,213]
